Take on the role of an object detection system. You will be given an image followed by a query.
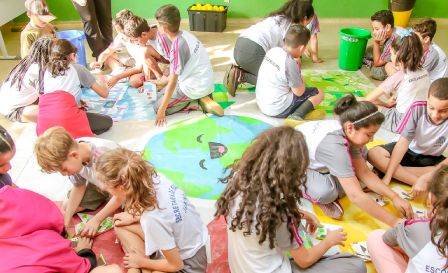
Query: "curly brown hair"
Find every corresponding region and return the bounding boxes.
[429,165,448,268]
[47,39,77,77]
[215,126,309,249]
[95,148,158,217]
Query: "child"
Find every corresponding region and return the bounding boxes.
[0,186,122,273]
[107,15,169,89]
[153,5,223,126]
[0,36,52,122]
[368,78,448,192]
[412,19,448,82]
[0,126,17,188]
[44,39,113,135]
[95,148,208,273]
[34,127,122,238]
[90,9,139,72]
[367,165,448,273]
[364,31,430,133]
[303,1,323,64]
[365,10,400,81]
[225,0,314,96]
[215,126,366,273]
[256,24,323,120]
[21,0,56,58]
[296,95,413,224]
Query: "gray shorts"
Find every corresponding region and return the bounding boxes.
[151,245,207,273]
[68,183,110,211]
[304,169,346,204]
[380,107,404,133]
[233,36,266,85]
[274,87,319,118]
[291,253,366,273]
[154,83,197,115]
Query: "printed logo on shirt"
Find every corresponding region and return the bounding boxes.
[408,73,428,83]
[168,184,189,223]
[425,265,447,273]
[264,56,280,71]
[435,136,446,147]
[193,41,200,54]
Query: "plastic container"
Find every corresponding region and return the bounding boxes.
[338,28,371,71]
[188,4,228,32]
[56,30,87,67]
[389,0,416,27]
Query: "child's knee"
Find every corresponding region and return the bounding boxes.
[129,74,144,88]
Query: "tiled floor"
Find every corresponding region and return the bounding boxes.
[1,18,447,224]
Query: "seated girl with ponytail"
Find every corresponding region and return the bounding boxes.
[43,39,113,135]
[296,94,413,225]
[0,126,17,189]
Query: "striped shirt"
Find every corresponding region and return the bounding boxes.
[306,14,320,35]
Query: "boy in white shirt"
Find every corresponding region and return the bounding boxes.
[256,24,323,120]
[153,4,223,126]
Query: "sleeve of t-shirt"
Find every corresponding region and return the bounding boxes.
[378,70,404,96]
[383,220,431,258]
[20,32,35,58]
[276,222,300,250]
[169,36,191,76]
[422,47,440,74]
[109,34,124,50]
[141,214,176,255]
[69,174,87,186]
[396,103,423,140]
[72,64,96,88]
[315,134,356,177]
[285,56,303,88]
[306,15,320,34]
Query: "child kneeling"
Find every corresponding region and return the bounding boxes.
[256,25,323,120]
[96,148,208,273]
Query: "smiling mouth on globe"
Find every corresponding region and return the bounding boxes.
[209,142,228,159]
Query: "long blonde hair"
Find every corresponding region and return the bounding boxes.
[95,148,158,216]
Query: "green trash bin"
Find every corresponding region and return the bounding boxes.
[338,28,371,71]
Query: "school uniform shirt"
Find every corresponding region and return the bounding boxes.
[256,47,303,116]
[168,30,214,99]
[383,219,446,273]
[140,174,208,260]
[147,31,172,60]
[43,64,96,105]
[20,23,56,58]
[380,28,403,62]
[240,16,292,53]
[0,63,40,116]
[306,14,320,35]
[109,33,142,63]
[378,68,430,114]
[422,43,448,83]
[69,137,119,188]
[227,195,304,273]
[396,101,448,156]
[296,120,363,177]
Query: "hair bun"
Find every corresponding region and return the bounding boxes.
[334,94,358,115]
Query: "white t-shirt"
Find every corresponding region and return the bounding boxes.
[168,30,214,99]
[240,16,292,52]
[0,63,40,116]
[379,69,430,113]
[396,101,448,156]
[227,195,302,273]
[43,64,96,105]
[140,174,208,260]
[109,33,143,64]
[422,43,448,83]
[69,137,119,188]
[256,47,303,116]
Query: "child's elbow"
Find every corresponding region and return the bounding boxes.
[294,257,314,269]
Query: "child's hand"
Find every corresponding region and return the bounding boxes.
[303,213,322,234]
[80,218,101,238]
[113,212,137,227]
[374,29,387,42]
[385,96,397,108]
[410,176,429,198]
[74,237,93,252]
[155,108,167,127]
[392,195,414,219]
[325,228,347,247]
[124,250,145,269]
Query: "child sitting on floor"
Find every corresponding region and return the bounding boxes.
[364,31,430,133]
[412,19,448,82]
[0,186,122,273]
[367,165,448,273]
[34,127,121,238]
[153,4,223,126]
[44,39,113,135]
[365,10,401,81]
[368,78,448,195]
[90,9,138,72]
[95,148,208,273]
[303,0,323,63]
[21,0,56,58]
[0,126,17,188]
[0,36,52,122]
[107,15,169,89]
[215,126,366,273]
[256,24,323,120]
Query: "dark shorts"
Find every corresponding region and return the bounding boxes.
[382,142,446,167]
[274,87,319,118]
[150,245,207,273]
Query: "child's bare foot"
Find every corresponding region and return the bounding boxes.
[312,57,324,63]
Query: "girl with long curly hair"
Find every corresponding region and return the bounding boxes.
[367,165,448,273]
[215,126,366,273]
[95,148,208,273]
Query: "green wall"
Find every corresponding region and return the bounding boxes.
[15,0,448,22]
